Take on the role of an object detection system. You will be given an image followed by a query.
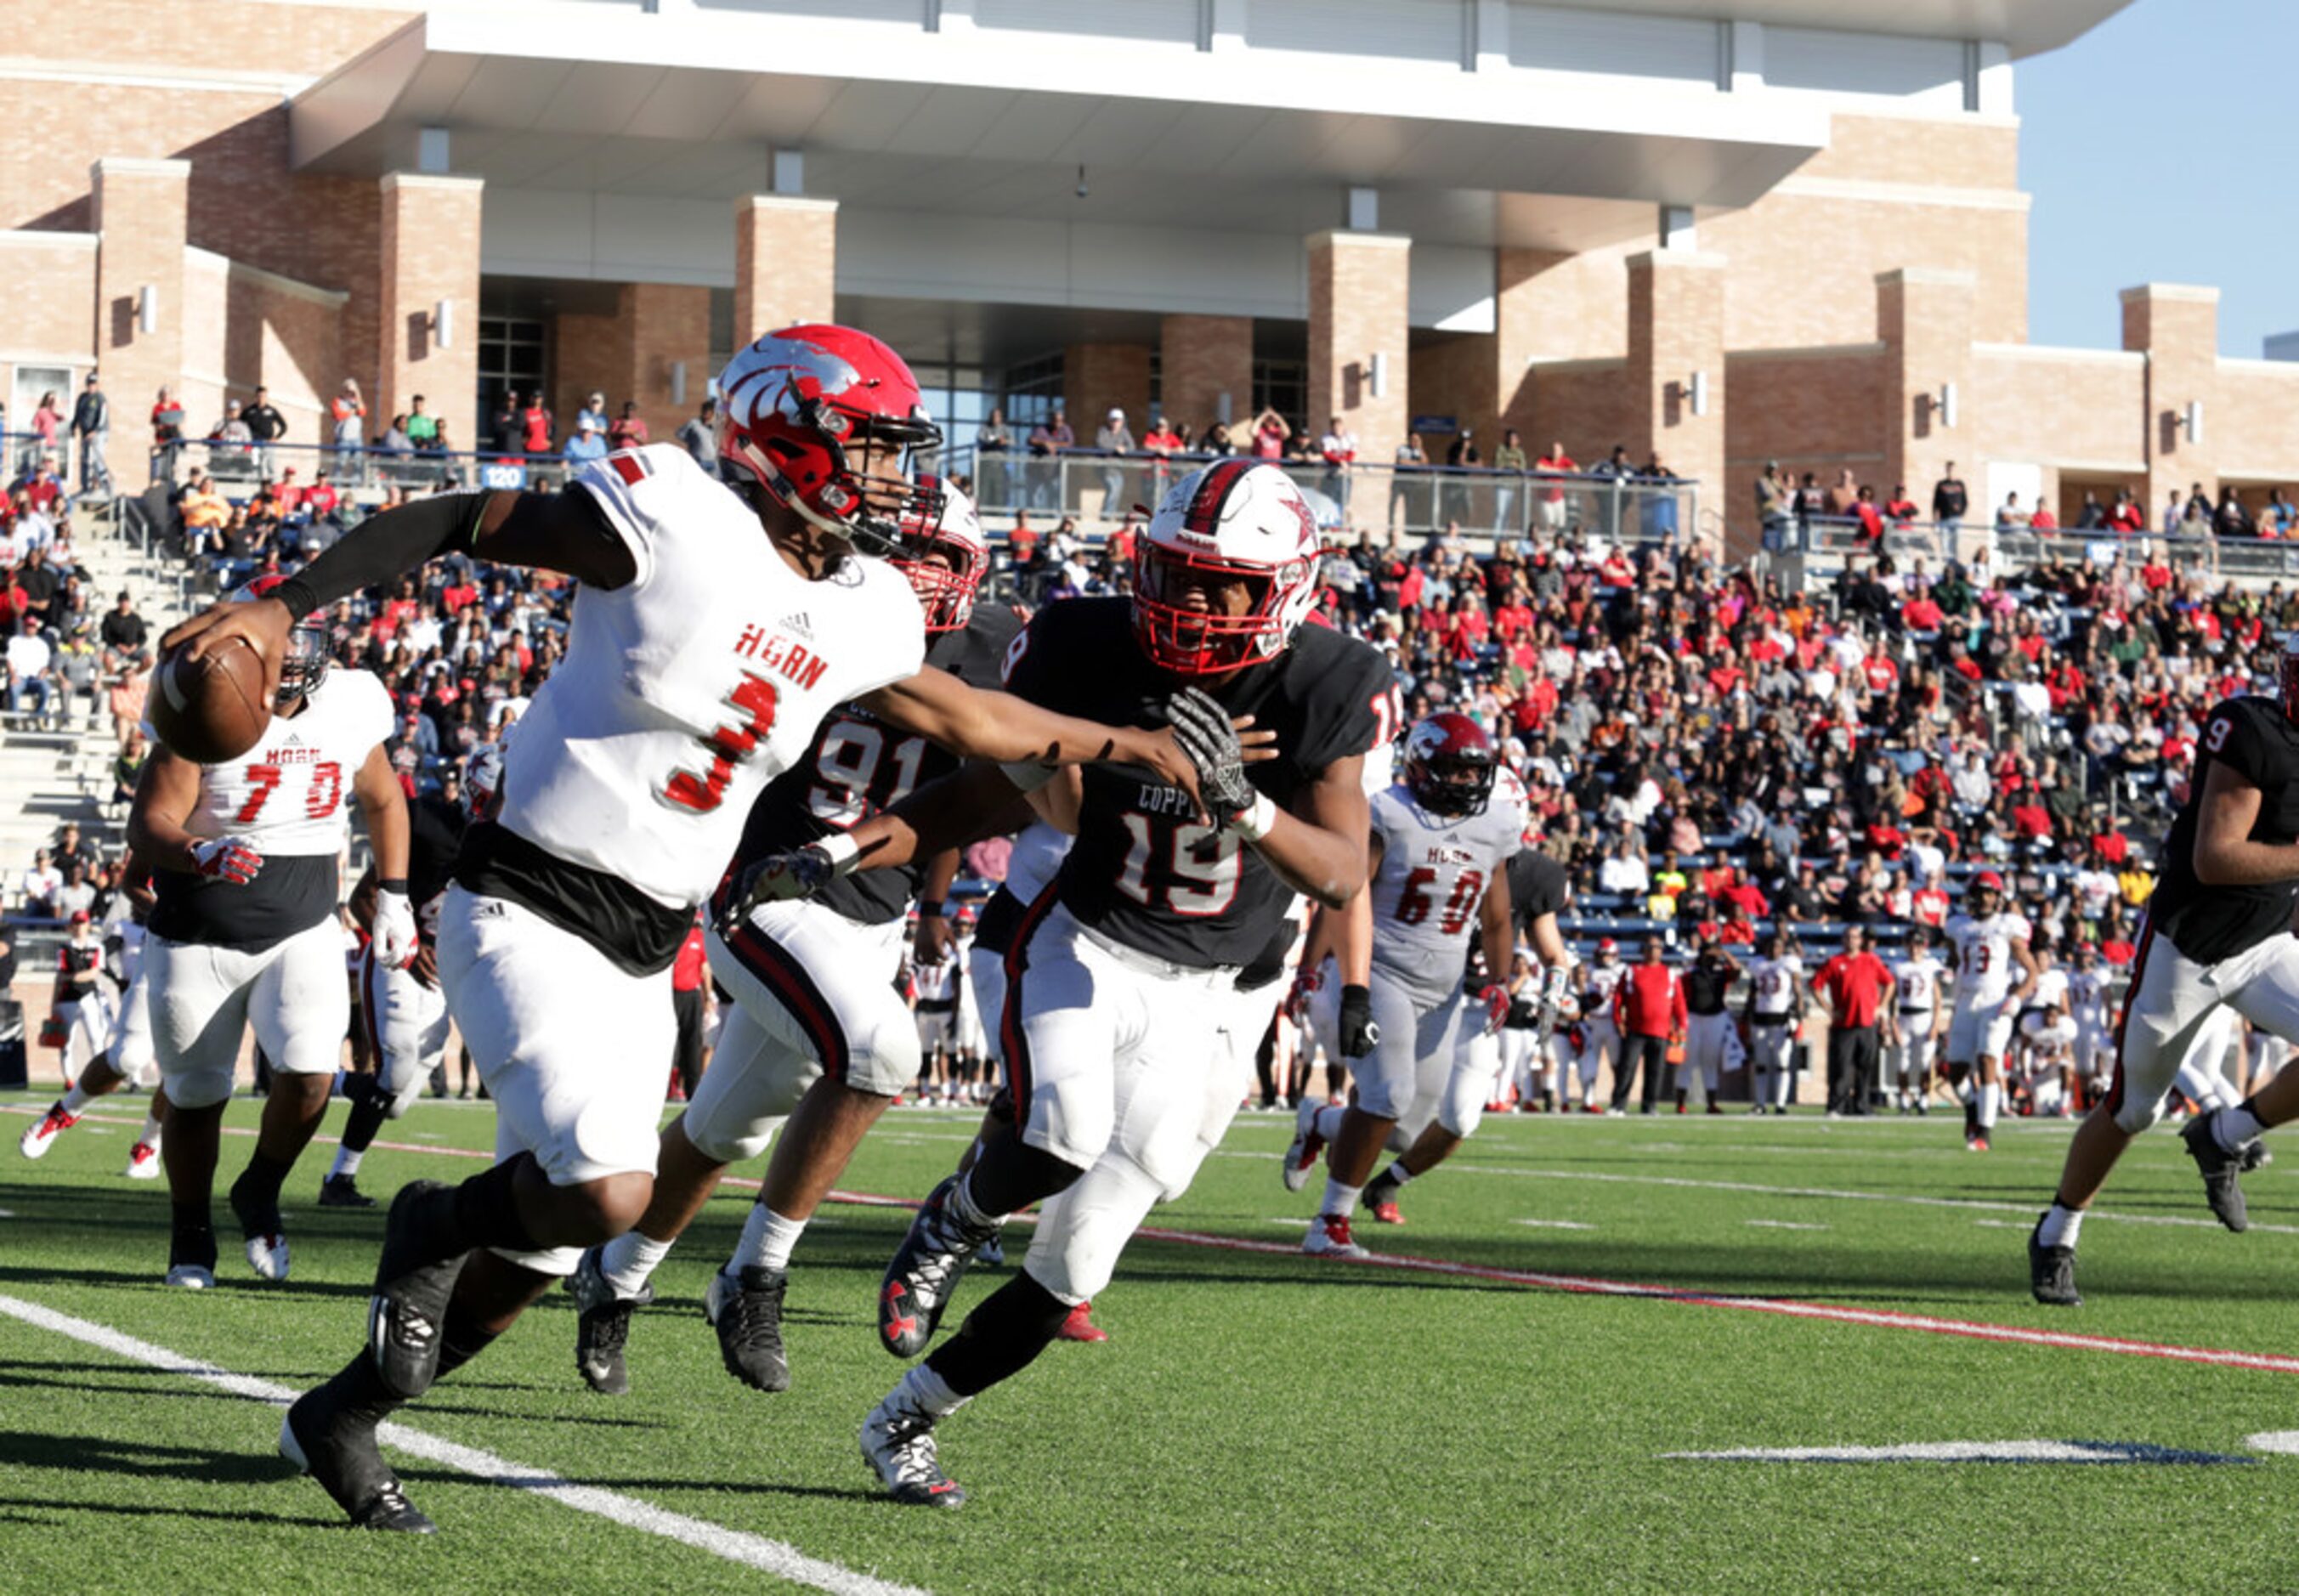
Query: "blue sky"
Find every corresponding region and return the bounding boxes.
[2019,0,2298,355]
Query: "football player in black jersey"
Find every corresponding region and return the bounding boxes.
[1359,846,1573,1224]
[2030,637,2299,1307]
[320,742,501,1207]
[735,461,1385,1506]
[562,479,1028,1397]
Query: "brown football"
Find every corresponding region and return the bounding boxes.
[150,636,272,766]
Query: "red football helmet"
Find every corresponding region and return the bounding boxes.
[890,474,989,633]
[236,573,329,707]
[1973,869,2005,892]
[714,325,941,557]
[1133,461,1319,675]
[1401,712,1498,818]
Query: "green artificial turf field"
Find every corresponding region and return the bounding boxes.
[4,1089,2299,1595]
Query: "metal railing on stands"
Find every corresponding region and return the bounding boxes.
[942,444,1699,548]
[1775,512,2279,588]
[152,437,574,501]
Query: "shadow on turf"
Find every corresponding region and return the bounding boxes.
[0,1263,373,1301]
[0,1429,303,1488]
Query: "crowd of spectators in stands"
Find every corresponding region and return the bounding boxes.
[20,376,2296,1081]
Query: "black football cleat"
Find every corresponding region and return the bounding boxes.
[319,1174,378,1209]
[879,1175,998,1359]
[280,1379,434,1533]
[369,1180,470,1399]
[2026,1216,2081,1308]
[705,1265,790,1393]
[2181,1112,2250,1233]
[860,1399,965,1508]
[567,1245,648,1396]
[2241,1140,2273,1173]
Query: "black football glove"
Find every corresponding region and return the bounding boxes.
[1165,686,1257,823]
[721,845,835,932]
[1339,984,1379,1058]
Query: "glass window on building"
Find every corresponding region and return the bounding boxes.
[478,317,547,421]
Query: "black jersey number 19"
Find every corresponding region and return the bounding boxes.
[1116,811,1242,918]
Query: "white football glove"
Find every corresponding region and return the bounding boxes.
[190,836,263,886]
[371,888,420,971]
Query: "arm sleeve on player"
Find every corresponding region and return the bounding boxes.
[568,444,703,590]
[270,490,490,616]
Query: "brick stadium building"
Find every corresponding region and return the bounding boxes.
[7,0,2294,544]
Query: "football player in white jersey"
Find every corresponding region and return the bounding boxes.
[320,742,505,1207]
[167,325,1215,1533]
[1941,870,2037,1152]
[2019,1001,2081,1116]
[909,940,962,1093]
[1884,927,1945,1114]
[1577,937,1628,1112]
[2065,942,2115,1101]
[1353,843,1568,1223]
[131,574,412,1289]
[18,861,166,1177]
[1280,712,1518,1256]
[1742,931,1805,1115]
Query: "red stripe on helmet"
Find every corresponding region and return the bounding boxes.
[1183,460,1254,534]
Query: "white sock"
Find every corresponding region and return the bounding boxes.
[1976,1082,2001,1129]
[2215,1103,2268,1153]
[138,1112,163,1147]
[950,1170,997,1228]
[1954,1076,1974,1106]
[600,1231,675,1299]
[889,1361,970,1420]
[2037,1203,2084,1249]
[1320,1177,1362,1218]
[1312,1105,1347,1142]
[329,1144,364,1180]
[730,1203,808,1274]
[59,1082,91,1114]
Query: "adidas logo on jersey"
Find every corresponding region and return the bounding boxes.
[779,612,814,640]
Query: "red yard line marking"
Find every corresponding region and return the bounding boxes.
[16,1106,2299,1376]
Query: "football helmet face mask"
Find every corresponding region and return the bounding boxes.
[1133,461,1320,676]
[1401,711,1498,817]
[714,325,941,558]
[889,475,989,633]
[235,574,329,708]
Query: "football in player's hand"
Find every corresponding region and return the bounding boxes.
[150,634,270,765]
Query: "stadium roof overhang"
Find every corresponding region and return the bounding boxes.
[289,8,1843,255]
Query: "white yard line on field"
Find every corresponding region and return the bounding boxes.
[0,1292,930,1596]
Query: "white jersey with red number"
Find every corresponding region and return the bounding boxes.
[1945,910,2030,1009]
[1748,953,1805,1020]
[1367,782,1523,1005]
[2020,1010,2077,1063]
[908,953,958,1005]
[188,668,393,855]
[1583,959,1628,1022]
[501,445,926,909]
[1890,953,1945,1013]
[2068,967,2112,1032]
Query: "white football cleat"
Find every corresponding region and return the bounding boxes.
[245,1231,291,1282]
[1301,1214,1369,1259]
[19,1102,79,1159]
[165,1264,215,1289]
[123,1140,161,1180]
[1280,1098,1326,1193]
